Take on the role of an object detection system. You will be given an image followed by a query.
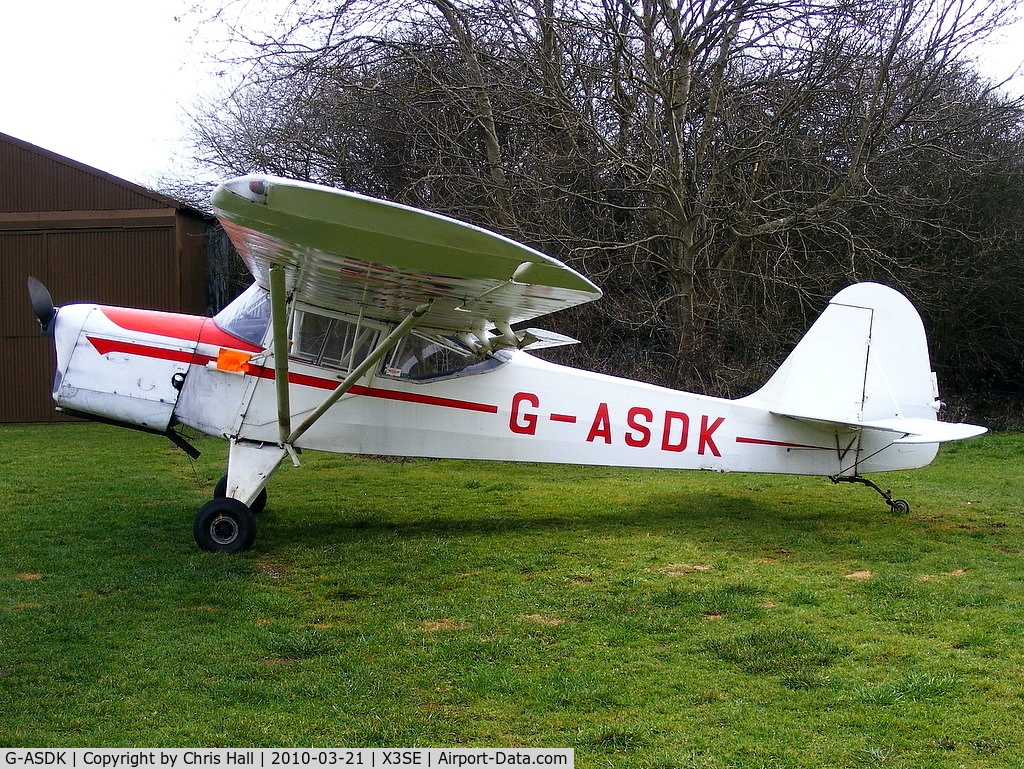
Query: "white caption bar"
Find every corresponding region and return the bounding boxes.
[2,750,573,769]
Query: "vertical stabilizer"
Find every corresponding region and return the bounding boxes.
[744,283,941,427]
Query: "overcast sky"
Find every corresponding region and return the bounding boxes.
[1,0,225,187]
[1,0,1021,192]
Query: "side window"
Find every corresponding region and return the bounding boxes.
[322,322,378,370]
[383,332,495,380]
[291,312,332,363]
[290,309,381,372]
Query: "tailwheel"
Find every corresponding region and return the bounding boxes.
[214,474,268,515]
[193,498,256,553]
[831,475,911,515]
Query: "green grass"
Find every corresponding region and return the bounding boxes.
[2,424,1024,766]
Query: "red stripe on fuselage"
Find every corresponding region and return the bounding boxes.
[351,384,498,413]
[88,337,196,365]
[735,436,831,450]
[86,336,499,415]
[243,365,498,413]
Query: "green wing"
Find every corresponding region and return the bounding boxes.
[212,175,602,332]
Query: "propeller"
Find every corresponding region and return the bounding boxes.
[27,276,57,336]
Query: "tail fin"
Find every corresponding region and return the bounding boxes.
[744,282,985,443]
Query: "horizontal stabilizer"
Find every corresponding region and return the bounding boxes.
[774,411,987,444]
[860,418,988,444]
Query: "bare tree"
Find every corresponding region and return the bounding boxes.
[186,0,1024,405]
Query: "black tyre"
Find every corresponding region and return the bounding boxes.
[193,498,256,553]
[889,499,911,515]
[213,474,268,515]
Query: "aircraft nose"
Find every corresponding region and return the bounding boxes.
[27,276,57,336]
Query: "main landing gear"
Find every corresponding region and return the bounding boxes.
[831,475,911,514]
[194,497,257,553]
[192,473,269,553]
[193,441,289,553]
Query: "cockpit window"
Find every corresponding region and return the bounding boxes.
[382,332,504,380]
[290,308,382,372]
[213,283,271,346]
[216,292,508,380]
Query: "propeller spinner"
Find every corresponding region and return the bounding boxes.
[27,276,57,336]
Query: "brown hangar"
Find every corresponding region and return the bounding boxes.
[1,132,219,422]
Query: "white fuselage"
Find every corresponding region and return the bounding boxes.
[50,299,937,480]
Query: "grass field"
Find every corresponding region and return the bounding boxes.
[1,423,1023,766]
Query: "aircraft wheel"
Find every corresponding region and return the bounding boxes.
[194,498,256,553]
[213,474,268,515]
[889,499,911,514]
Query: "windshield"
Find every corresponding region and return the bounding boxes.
[213,283,271,346]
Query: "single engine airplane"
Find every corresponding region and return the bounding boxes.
[28,175,986,552]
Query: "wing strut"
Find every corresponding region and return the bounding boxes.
[285,301,433,446]
[269,266,293,446]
